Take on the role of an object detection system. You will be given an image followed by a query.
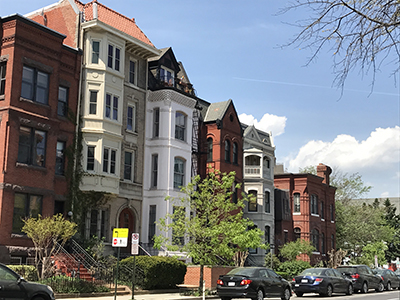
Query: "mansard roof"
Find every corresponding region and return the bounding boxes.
[242,123,272,147]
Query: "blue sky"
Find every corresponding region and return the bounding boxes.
[2,0,399,199]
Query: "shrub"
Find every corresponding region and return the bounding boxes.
[119,256,186,290]
[8,265,38,281]
[276,260,311,279]
[275,271,290,281]
[40,275,110,294]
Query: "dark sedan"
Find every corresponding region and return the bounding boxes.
[375,268,400,290]
[0,263,55,300]
[216,267,292,300]
[292,267,353,297]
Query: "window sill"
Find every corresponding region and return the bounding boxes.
[311,213,319,217]
[331,220,335,223]
[11,233,29,238]
[321,218,325,222]
[293,212,301,215]
[19,97,49,107]
[16,163,47,172]
[125,129,138,135]
[312,251,321,255]
[0,95,4,101]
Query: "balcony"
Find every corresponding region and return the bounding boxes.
[245,165,261,177]
[151,74,197,97]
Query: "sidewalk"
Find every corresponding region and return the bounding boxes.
[58,291,219,300]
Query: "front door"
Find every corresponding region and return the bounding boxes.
[118,208,135,254]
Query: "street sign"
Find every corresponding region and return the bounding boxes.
[112,228,129,247]
[131,233,139,255]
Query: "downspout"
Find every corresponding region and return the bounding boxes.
[2,121,9,173]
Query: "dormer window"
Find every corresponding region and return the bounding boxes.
[160,67,174,86]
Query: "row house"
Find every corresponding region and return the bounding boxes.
[27,0,160,256]
[274,163,336,265]
[241,124,275,266]
[0,14,81,263]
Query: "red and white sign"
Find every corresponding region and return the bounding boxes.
[131,233,139,255]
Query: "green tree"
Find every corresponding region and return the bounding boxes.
[22,214,77,279]
[383,198,400,261]
[357,241,388,267]
[279,239,315,261]
[155,170,265,290]
[280,0,400,90]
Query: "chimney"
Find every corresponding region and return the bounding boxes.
[317,163,332,186]
[93,2,98,20]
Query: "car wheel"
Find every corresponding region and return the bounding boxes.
[253,289,263,300]
[361,282,368,293]
[387,281,391,291]
[323,284,333,297]
[295,292,303,297]
[281,287,291,300]
[346,284,353,295]
[376,281,384,292]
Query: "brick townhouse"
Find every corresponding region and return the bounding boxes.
[0,14,81,263]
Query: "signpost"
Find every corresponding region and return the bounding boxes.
[112,228,129,300]
[131,233,139,300]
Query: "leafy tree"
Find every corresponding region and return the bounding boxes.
[356,241,388,267]
[279,239,316,261]
[22,214,77,279]
[155,170,265,290]
[335,202,395,257]
[280,0,400,90]
[276,260,312,279]
[383,198,400,261]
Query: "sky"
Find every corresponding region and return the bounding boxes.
[1,0,399,199]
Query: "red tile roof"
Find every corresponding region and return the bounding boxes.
[76,0,154,47]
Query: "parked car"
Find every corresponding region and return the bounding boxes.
[0,263,55,300]
[291,267,353,297]
[375,268,400,290]
[216,267,291,300]
[336,264,384,293]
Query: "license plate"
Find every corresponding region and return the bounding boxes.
[295,284,299,287]
[301,279,308,283]
[228,282,235,286]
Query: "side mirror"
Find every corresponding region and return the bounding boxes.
[372,270,377,275]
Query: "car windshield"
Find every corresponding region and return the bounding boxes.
[227,268,256,277]
[300,269,324,276]
[375,269,386,275]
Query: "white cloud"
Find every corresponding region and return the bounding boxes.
[286,126,400,172]
[239,112,287,136]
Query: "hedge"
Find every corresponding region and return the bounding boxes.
[7,265,38,281]
[119,256,186,290]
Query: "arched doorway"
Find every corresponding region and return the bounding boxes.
[118,208,135,255]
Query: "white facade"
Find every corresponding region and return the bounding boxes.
[142,90,196,248]
[242,125,276,266]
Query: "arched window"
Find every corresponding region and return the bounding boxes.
[248,190,257,212]
[293,193,300,213]
[265,226,270,244]
[207,138,213,162]
[224,140,230,162]
[233,142,238,164]
[294,227,301,240]
[264,191,270,213]
[311,228,319,252]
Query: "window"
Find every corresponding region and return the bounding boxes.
[248,225,258,254]
[89,91,98,115]
[107,44,121,71]
[86,146,95,171]
[311,228,319,252]
[57,86,68,116]
[21,66,49,104]
[105,94,118,120]
[294,227,301,240]
[124,151,133,181]
[88,209,108,239]
[284,231,288,243]
[148,205,156,244]
[92,41,100,64]
[103,148,116,174]
[13,193,42,233]
[17,126,47,167]
[54,200,65,215]
[310,194,318,215]
[160,67,174,86]
[321,201,325,219]
[265,225,270,244]
[248,190,257,212]
[174,158,185,189]
[151,154,158,188]
[293,193,301,213]
[207,138,213,162]
[330,204,334,221]
[0,62,6,96]
[225,140,230,162]
[129,60,136,84]
[233,142,238,164]
[56,141,66,175]
[265,191,270,213]
[331,234,335,250]
[153,108,160,137]
[175,112,186,141]
[127,105,135,131]
[321,233,325,254]
[232,181,238,204]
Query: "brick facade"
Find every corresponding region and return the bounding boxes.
[184,265,234,289]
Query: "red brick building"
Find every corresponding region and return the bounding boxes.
[274,164,336,265]
[0,15,81,263]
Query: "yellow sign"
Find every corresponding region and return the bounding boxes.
[113,228,129,238]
